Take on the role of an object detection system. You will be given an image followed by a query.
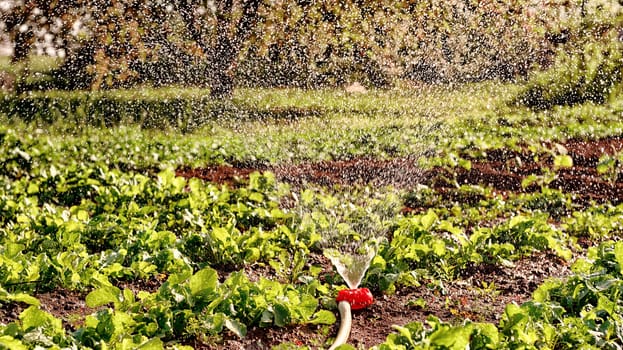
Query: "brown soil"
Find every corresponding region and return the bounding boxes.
[2,137,619,349]
[176,136,619,348]
[0,252,569,350]
[177,137,623,204]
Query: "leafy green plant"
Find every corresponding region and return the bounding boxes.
[563,204,623,239]
[512,39,623,110]
[2,80,623,349]
[597,153,622,185]
[0,306,74,349]
[373,316,500,350]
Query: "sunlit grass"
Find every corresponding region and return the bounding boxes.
[4,80,621,166]
[234,80,512,118]
[2,80,512,137]
[0,54,61,73]
[220,81,513,132]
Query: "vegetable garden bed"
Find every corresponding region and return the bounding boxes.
[2,85,623,349]
[177,136,623,204]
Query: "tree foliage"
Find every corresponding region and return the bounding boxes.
[240,0,560,87]
[512,1,623,109]
[0,0,594,95]
[1,0,263,96]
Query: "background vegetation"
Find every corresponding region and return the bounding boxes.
[2,2,623,350]
[2,0,616,97]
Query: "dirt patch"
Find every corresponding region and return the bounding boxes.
[177,156,425,189]
[208,252,570,349]
[446,137,623,203]
[2,138,615,349]
[176,137,623,204]
[271,156,424,189]
[177,165,258,187]
[0,252,569,349]
[0,288,93,332]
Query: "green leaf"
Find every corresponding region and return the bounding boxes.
[224,318,247,338]
[204,313,225,333]
[458,158,472,171]
[0,335,28,350]
[85,285,122,308]
[474,323,499,346]
[9,293,40,306]
[76,209,90,221]
[249,192,264,202]
[508,215,529,228]
[614,242,623,272]
[432,240,446,256]
[244,247,261,262]
[295,294,318,320]
[392,324,416,345]
[273,303,290,327]
[301,189,315,205]
[136,337,164,350]
[501,303,526,330]
[553,154,573,168]
[26,182,38,194]
[532,280,561,302]
[19,306,62,332]
[420,210,438,230]
[428,323,472,349]
[167,270,193,285]
[408,298,427,308]
[308,310,336,325]
[597,295,616,315]
[188,267,219,297]
[4,243,24,257]
[212,227,230,244]
[521,174,539,188]
[157,168,176,186]
[597,157,616,174]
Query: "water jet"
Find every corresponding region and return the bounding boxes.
[324,243,377,349]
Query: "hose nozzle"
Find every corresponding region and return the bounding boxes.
[336,287,374,310]
[329,288,373,350]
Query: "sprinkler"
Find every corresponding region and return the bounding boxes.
[329,287,374,350]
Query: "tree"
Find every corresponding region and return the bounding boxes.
[1,0,264,97]
[2,1,75,63]
[240,0,556,86]
[1,0,570,95]
[176,0,262,97]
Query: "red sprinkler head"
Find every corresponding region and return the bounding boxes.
[336,288,374,310]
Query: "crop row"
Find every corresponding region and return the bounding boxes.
[2,84,623,349]
[376,240,623,349]
[2,122,623,348]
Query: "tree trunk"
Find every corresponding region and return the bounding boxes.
[209,0,236,98]
[11,31,33,64]
[178,0,261,98]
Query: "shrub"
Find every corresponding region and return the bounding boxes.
[512,40,623,110]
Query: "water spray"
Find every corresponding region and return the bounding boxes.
[324,244,377,349]
[302,190,395,348]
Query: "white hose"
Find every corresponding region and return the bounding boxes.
[329,300,352,350]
